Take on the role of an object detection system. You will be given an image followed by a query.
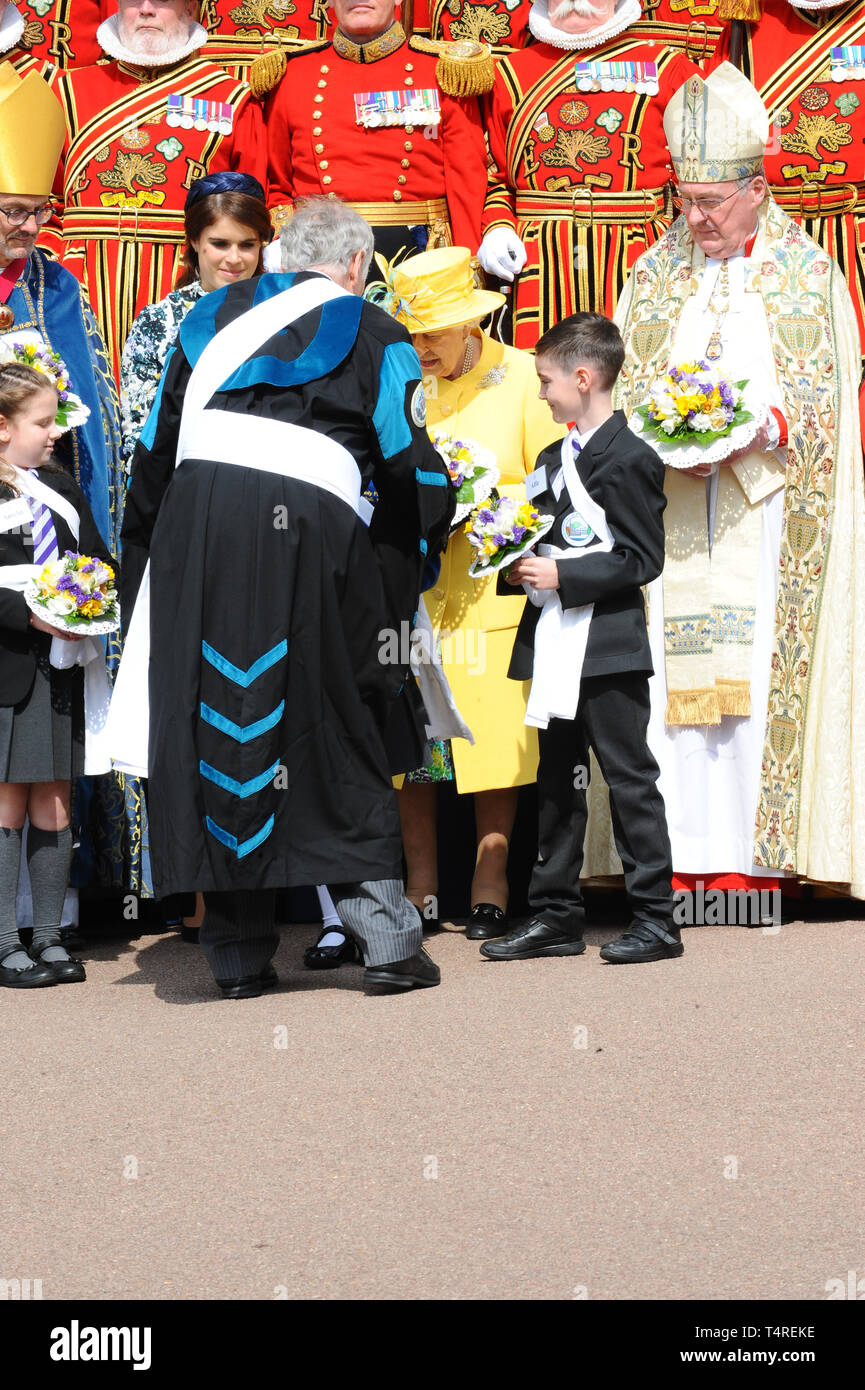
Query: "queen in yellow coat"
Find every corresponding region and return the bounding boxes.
[376,247,563,935]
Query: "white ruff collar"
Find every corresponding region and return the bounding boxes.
[791,0,849,8]
[0,3,25,56]
[528,0,640,50]
[97,14,208,67]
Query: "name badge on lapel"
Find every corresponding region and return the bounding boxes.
[561,511,594,547]
[0,497,33,534]
[525,466,547,500]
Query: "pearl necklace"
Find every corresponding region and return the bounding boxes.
[460,336,477,377]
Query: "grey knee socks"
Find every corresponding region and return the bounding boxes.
[0,826,29,969]
[28,825,73,961]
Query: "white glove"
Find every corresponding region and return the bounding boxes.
[262,239,283,273]
[477,226,527,282]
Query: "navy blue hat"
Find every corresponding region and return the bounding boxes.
[185,171,266,211]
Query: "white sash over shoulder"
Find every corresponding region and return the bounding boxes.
[525,432,614,730]
[0,467,112,774]
[108,275,361,777]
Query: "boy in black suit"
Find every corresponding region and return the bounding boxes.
[480,313,680,965]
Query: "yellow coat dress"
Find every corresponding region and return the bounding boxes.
[423,333,564,793]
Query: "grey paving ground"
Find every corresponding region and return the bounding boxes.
[2,914,863,1301]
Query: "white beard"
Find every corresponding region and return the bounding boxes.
[96,12,209,67]
[550,0,609,19]
[528,0,641,51]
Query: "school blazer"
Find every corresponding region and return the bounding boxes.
[0,468,115,707]
[501,411,667,682]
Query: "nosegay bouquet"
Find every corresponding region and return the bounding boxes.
[465,494,554,577]
[631,361,760,469]
[25,553,119,635]
[429,430,499,527]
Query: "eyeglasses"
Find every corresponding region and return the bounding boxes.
[672,187,743,217]
[0,203,53,228]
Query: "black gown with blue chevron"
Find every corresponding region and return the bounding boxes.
[119,271,453,896]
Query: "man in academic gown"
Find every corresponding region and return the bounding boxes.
[115,196,455,998]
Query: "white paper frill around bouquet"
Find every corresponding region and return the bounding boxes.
[628,400,769,471]
[24,583,120,637]
[467,513,556,578]
[430,437,500,528]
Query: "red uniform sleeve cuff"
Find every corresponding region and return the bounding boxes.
[769,407,788,448]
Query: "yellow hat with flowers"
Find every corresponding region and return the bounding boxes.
[0,65,66,196]
[367,247,505,333]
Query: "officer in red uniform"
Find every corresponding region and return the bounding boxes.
[264,0,489,262]
[45,0,266,378]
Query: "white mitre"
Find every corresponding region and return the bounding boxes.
[528,0,641,51]
[0,3,25,56]
[97,10,209,67]
[664,62,769,183]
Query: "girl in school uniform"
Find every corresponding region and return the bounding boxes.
[0,362,115,988]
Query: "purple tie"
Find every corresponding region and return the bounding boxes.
[28,472,59,566]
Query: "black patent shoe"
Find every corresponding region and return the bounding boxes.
[480,918,586,961]
[599,922,684,963]
[466,903,508,940]
[31,945,86,983]
[303,930,362,970]
[217,964,278,999]
[0,949,59,989]
[363,947,441,994]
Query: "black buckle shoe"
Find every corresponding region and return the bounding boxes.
[31,946,86,983]
[303,931,362,971]
[466,903,509,940]
[599,922,683,964]
[0,949,59,989]
[363,947,441,994]
[217,964,279,999]
[479,918,586,961]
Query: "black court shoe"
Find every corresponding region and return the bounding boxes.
[0,949,59,989]
[303,931,362,970]
[466,903,508,940]
[31,945,86,984]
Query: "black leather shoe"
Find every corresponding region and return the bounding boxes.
[31,946,86,983]
[466,903,508,940]
[303,931,361,970]
[180,926,200,944]
[217,964,279,999]
[0,950,59,989]
[599,922,684,963]
[363,946,440,993]
[479,918,586,961]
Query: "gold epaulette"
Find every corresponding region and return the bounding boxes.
[248,38,331,100]
[717,0,762,19]
[409,35,495,97]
